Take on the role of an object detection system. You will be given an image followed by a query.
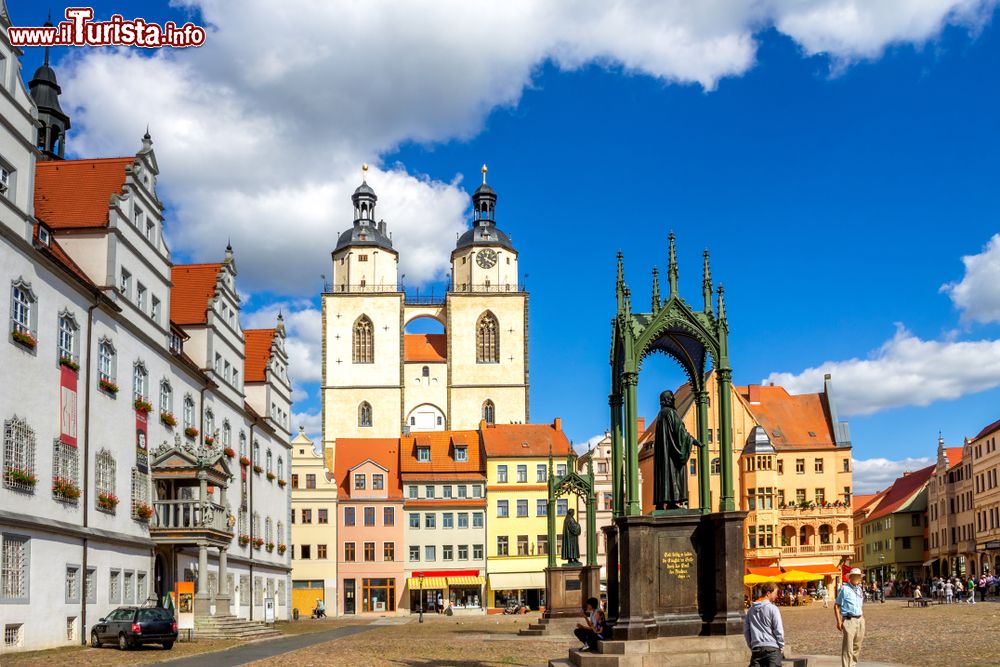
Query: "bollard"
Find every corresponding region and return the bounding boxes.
[293,608,299,621]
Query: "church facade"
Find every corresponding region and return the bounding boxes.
[321,166,529,452]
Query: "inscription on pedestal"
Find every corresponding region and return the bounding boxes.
[656,534,697,611]
[565,579,582,591]
[660,551,694,580]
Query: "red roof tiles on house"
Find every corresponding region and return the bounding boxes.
[33,224,97,288]
[170,264,222,325]
[35,158,133,228]
[404,334,447,362]
[944,446,964,469]
[974,418,1000,441]
[400,430,484,474]
[736,384,836,449]
[851,493,882,513]
[333,438,402,500]
[244,329,275,383]
[866,464,934,522]
[481,422,573,458]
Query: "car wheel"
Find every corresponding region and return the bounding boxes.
[118,633,131,651]
[162,641,174,650]
[90,631,101,648]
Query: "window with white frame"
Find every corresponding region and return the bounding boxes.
[85,567,96,604]
[57,312,78,363]
[277,457,283,481]
[239,431,247,458]
[222,421,231,449]
[239,510,247,538]
[10,279,35,340]
[150,296,160,324]
[119,268,131,299]
[131,468,149,518]
[183,396,195,429]
[159,380,172,415]
[134,207,144,229]
[3,416,35,492]
[98,339,116,384]
[265,517,273,545]
[0,161,13,199]
[276,521,284,546]
[1,534,29,603]
[137,571,147,602]
[145,221,155,244]
[214,352,222,374]
[253,512,260,538]
[266,450,273,474]
[253,441,260,465]
[136,283,147,312]
[65,565,80,603]
[204,409,215,439]
[95,449,116,511]
[52,441,79,500]
[132,362,148,401]
[109,569,121,604]
[123,570,135,603]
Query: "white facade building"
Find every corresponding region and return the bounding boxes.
[0,6,293,651]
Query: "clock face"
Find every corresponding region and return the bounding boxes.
[476,248,498,269]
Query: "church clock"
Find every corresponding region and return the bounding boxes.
[476,248,498,269]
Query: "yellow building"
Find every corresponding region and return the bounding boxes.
[973,418,1000,575]
[928,435,976,577]
[289,428,339,615]
[482,420,573,612]
[321,167,529,459]
[640,373,854,589]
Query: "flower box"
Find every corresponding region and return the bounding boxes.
[59,356,80,372]
[266,472,276,482]
[11,329,37,349]
[97,491,119,511]
[134,502,154,521]
[160,412,177,427]
[133,398,153,414]
[99,378,119,395]
[277,479,286,488]
[265,542,275,552]
[184,427,199,439]
[253,537,264,549]
[204,436,215,446]
[6,467,36,488]
[239,534,250,546]
[52,476,81,500]
[253,464,263,474]
[277,544,287,555]
[224,447,236,459]
[239,455,251,467]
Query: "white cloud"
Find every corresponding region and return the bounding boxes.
[765,324,1000,416]
[851,456,934,494]
[291,409,322,444]
[575,432,609,455]
[51,0,996,295]
[941,233,1000,324]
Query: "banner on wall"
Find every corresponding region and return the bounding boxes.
[59,365,78,447]
[136,410,149,473]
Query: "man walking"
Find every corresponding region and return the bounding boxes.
[744,582,785,667]
[835,568,866,667]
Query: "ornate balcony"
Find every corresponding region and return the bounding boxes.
[150,499,233,546]
[779,506,852,519]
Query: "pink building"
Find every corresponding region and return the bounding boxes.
[335,438,405,615]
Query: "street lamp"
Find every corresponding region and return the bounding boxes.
[418,574,424,623]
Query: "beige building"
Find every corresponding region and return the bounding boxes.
[290,428,339,615]
[973,419,1000,575]
[321,167,528,456]
[928,435,976,577]
[862,465,933,583]
[577,432,615,575]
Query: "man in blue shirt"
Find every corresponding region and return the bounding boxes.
[835,567,866,667]
[744,581,784,667]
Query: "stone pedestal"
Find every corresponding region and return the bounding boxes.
[544,565,601,619]
[610,509,747,641]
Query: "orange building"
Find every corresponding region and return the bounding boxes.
[928,435,976,577]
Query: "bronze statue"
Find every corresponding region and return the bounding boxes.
[561,508,581,565]
[653,389,702,510]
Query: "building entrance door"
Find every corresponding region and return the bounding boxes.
[344,579,356,614]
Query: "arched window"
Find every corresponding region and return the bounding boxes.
[358,401,373,428]
[253,441,260,465]
[476,311,499,363]
[159,380,172,415]
[57,312,78,362]
[482,399,495,425]
[266,449,273,474]
[132,362,148,401]
[265,517,273,546]
[253,511,260,539]
[277,521,284,546]
[421,366,429,377]
[353,315,374,364]
[222,421,232,448]
[95,449,116,510]
[3,416,36,492]
[710,458,721,474]
[277,457,284,480]
[10,280,36,338]
[182,396,195,429]
[239,432,247,458]
[204,409,215,438]
[98,339,116,384]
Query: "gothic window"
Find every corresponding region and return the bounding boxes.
[57,312,78,362]
[482,399,495,426]
[132,362,148,401]
[159,381,172,415]
[239,432,247,458]
[131,468,149,518]
[204,409,215,438]
[3,416,35,492]
[276,521,284,546]
[266,449,273,474]
[253,441,260,465]
[52,441,78,500]
[98,339,116,384]
[182,396,195,430]
[476,311,499,363]
[352,315,374,364]
[10,279,36,340]
[95,449,116,510]
[222,421,231,449]
[265,517,273,545]
[358,402,372,428]
[277,457,283,480]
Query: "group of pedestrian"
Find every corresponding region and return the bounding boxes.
[928,574,992,603]
[744,566,868,667]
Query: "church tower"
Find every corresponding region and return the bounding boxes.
[28,20,71,160]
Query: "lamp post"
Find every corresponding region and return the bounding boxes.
[418,575,424,623]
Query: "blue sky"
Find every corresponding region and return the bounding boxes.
[14,1,1000,491]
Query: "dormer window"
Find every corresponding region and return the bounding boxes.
[37,226,50,246]
[354,473,365,490]
[455,446,468,463]
[417,446,430,462]
[359,254,369,262]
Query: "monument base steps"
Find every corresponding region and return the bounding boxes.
[547,635,810,667]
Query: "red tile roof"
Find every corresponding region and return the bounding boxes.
[481,422,573,458]
[866,464,934,522]
[944,446,964,470]
[35,158,133,228]
[404,334,447,362]
[170,264,221,325]
[974,418,1000,441]
[736,384,835,449]
[333,438,402,500]
[852,493,883,513]
[244,329,275,383]
[400,431,484,473]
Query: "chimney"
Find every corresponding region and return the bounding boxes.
[637,417,645,434]
[553,417,562,431]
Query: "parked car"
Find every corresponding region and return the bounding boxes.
[90,606,178,650]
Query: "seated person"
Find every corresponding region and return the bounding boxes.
[573,597,606,653]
